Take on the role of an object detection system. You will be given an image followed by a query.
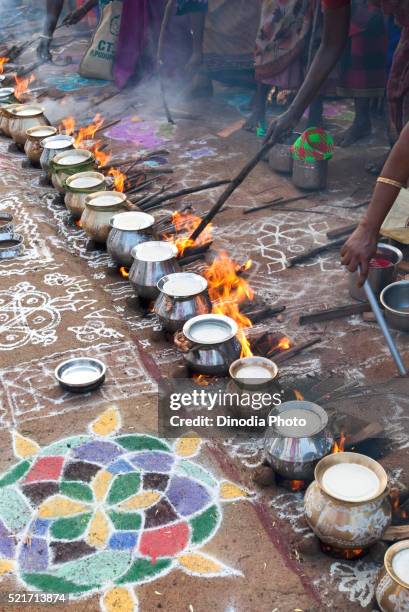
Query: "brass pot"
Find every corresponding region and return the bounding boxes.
[24,125,58,165]
[376,540,409,611]
[64,172,107,219]
[81,191,128,244]
[0,103,19,137]
[50,149,95,194]
[304,452,392,550]
[9,104,50,146]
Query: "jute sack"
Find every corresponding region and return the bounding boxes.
[79,1,122,80]
[381,188,409,245]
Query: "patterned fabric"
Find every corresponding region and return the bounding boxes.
[371,0,409,28]
[388,27,409,132]
[254,0,314,81]
[322,0,350,8]
[337,0,387,97]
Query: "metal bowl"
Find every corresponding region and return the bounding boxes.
[381,280,409,332]
[350,243,402,302]
[0,233,24,259]
[230,356,279,389]
[55,358,106,393]
[264,400,334,481]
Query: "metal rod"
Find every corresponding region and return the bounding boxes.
[361,270,407,376]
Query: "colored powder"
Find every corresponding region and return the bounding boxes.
[369,256,392,269]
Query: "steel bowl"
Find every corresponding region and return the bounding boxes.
[0,233,24,259]
[0,89,16,109]
[55,357,106,393]
[0,213,13,234]
[292,158,328,190]
[381,280,409,332]
[107,211,155,267]
[350,243,402,302]
[305,452,392,551]
[264,400,334,481]
[129,241,180,300]
[182,314,241,375]
[154,272,211,332]
[376,540,409,612]
[268,141,294,174]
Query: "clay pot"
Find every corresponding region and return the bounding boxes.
[64,172,107,219]
[50,149,95,194]
[0,103,19,137]
[24,126,58,165]
[304,452,392,551]
[9,105,50,146]
[376,540,409,612]
[81,191,128,243]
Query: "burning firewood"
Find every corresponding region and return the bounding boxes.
[140,179,231,212]
[273,338,322,364]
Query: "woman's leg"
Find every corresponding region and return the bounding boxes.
[337,97,372,147]
[37,0,64,60]
[243,83,269,131]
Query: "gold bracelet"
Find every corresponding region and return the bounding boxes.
[377,177,406,190]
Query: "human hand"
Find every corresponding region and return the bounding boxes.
[340,223,379,286]
[264,108,300,144]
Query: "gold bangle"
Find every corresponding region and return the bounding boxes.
[377,177,405,190]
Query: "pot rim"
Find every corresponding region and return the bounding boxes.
[314,451,389,504]
[384,539,409,591]
[131,240,178,263]
[0,232,23,252]
[10,104,45,118]
[267,399,328,438]
[65,172,106,193]
[380,280,409,316]
[0,88,15,99]
[54,357,106,390]
[1,103,19,116]
[229,356,279,385]
[26,125,57,139]
[183,313,238,344]
[52,148,93,168]
[110,211,155,232]
[157,272,208,298]
[41,134,75,149]
[85,190,127,211]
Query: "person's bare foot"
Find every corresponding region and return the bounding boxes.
[336,120,371,147]
[243,110,265,132]
[365,153,389,175]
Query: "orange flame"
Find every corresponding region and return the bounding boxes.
[290,480,306,492]
[75,219,82,229]
[0,57,8,75]
[204,251,254,358]
[119,266,129,279]
[267,336,292,357]
[163,211,212,257]
[108,167,126,192]
[93,143,111,168]
[193,374,210,386]
[240,259,253,273]
[294,389,304,401]
[14,74,35,101]
[74,113,104,147]
[321,544,365,560]
[61,116,76,136]
[333,431,346,454]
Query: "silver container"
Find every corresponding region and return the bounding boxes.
[64,172,107,219]
[107,211,155,268]
[350,243,402,302]
[381,280,409,332]
[55,357,106,393]
[227,357,281,421]
[0,88,16,110]
[269,143,293,175]
[154,272,212,332]
[129,241,180,300]
[264,400,334,481]
[40,134,75,175]
[292,158,328,190]
[0,213,13,234]
[50,149,95,194]
[182,314,241,375]
[0,233,24,259]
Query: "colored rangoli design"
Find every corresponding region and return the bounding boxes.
[0,408,249,611]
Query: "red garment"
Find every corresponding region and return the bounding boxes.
[322,0,350,9]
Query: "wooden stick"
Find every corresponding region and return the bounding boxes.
[243,193,316,215]
[245,305,286,323]
[179,253,206,266]
[94,118,121,135]
[382,525,409,542]
[326,223,358,240]
[287,237,345,267]
[157,0,176,124]
[299,303,370,325]
[189,140,276,242]
[273,338,322,363]
[141,179,231,211]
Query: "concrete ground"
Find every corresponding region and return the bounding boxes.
[0,7,408,612]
